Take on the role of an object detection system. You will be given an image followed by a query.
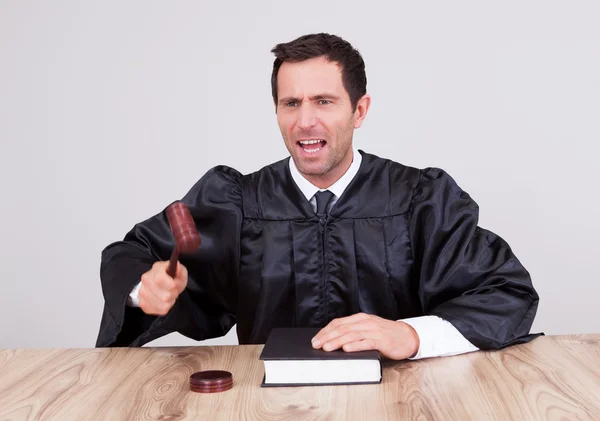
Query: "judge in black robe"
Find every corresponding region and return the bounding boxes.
[95,149,541,351]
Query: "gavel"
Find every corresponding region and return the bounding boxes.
[165,201,201,278]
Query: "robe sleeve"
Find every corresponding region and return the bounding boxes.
[95,165,243,347]
[408,167,542,350]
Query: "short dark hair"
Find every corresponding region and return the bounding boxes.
[270,33,367,111]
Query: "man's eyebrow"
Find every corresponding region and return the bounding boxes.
[278,94,340,105]
[311,93,340,100]
[278,96,300,105]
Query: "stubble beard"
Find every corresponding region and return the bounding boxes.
[294,152,337,176]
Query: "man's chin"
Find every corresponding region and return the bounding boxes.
[299,166,326,177]
[292,157,329,176]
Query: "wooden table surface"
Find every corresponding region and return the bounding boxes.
[1,334,599,421]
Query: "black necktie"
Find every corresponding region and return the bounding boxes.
[315,190,334,216]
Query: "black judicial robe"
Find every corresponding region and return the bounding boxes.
[96,150,541,350]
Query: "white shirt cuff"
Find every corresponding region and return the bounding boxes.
[127,281,142,307]
[400,315,479,360]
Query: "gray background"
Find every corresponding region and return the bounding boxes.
[1,0,598,348]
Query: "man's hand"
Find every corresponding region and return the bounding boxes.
[311,313,420,360]
[138,261,188,316]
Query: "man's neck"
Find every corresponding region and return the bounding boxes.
[289,148,362,202]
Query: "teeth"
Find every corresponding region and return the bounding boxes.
[299,139,323,145]
[305,147,321,153]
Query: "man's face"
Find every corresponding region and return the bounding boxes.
[276,56,370,187]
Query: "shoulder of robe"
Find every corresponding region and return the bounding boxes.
[179,165,244,216]
[410,165,478,211]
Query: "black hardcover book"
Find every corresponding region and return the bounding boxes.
[259,327,382,387]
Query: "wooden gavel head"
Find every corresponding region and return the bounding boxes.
[166,201,200,253]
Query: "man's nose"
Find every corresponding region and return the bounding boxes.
[297,104,317,129]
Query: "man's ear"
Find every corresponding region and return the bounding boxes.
[353,94,371,128]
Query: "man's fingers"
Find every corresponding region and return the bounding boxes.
[154,261,187,291]
[322,329,383,353]
[312,313,372,346]
[154,272,178,293]
[341,338,377,353]
[141,271,177,314]
[175,261,188,280]
[320,331,364,352]
[139,260,188,316]
[174,262,188,292]
[312,319,378,349]
[140,280,174,315]
[151,260,170,273]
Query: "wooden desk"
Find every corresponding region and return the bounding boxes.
[1,335,599,420]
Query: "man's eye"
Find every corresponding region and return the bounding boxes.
[318,100,331,105]
[286,101,298,107]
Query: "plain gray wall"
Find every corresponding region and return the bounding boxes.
[1,0,598,349]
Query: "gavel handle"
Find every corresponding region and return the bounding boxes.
[167,246,179,278]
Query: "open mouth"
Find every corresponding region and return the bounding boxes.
[297,139,327,154]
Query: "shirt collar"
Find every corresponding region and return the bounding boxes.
[288,148,362,201]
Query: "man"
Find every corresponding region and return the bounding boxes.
[96,33,541,360]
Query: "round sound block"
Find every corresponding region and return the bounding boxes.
[190,370,233,393]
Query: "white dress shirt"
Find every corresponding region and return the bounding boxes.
[129,149,479,359]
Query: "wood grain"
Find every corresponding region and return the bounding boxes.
[1,335,599,421]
